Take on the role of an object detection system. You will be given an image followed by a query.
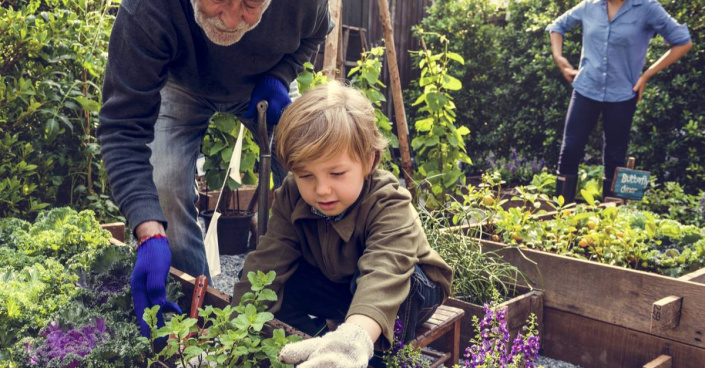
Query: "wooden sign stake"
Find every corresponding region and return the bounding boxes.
[651,295,683,333]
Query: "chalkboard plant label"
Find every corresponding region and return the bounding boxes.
[611,167,650,201]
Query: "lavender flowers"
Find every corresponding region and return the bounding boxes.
[460,302,540,368]
[383,318,430,368]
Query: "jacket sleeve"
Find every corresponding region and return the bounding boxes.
[546,0,586,35]
[346,187,422,346]
[97,2,174,233]
[266,1,332,86]
[232,179,302,310]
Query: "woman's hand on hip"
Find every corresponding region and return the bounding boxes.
[554,55,578,83]
[633,75,649,102]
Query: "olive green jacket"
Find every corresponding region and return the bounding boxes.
[232,170,453,345]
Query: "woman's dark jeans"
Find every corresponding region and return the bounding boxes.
[558,90,638,179]
[273,261,444,363]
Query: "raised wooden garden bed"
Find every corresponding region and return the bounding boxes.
[478,239,705,368]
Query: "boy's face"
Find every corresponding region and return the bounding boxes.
[293,150,372,217]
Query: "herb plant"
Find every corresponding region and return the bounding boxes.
[143,270,300,368]
[420,203,526,305]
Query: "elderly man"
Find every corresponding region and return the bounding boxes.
[97,0,331,338]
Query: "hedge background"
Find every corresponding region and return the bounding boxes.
[415,0,704,193]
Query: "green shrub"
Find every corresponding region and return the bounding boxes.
[0,0,121,222]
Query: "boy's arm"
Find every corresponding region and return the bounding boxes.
[346,314,382,343]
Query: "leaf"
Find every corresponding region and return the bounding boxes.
[446,52,465,65]
[443,75,462,91]
[415,118,433,132]
[74,96,101,112]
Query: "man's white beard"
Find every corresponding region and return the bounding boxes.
[191,0,268,46]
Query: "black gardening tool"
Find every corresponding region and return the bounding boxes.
[256,101,273,243]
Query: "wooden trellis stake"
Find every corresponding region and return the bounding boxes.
[377,0,414,193]
[323,0,343,80]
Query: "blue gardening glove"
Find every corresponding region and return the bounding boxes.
[243,76,291,126]
[130,235,182,338]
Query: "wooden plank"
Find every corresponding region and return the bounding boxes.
[101,222,126,242]
[479,239,705,348]
[679,267,705,284]
[543,308,704,368]
[651,296,683,333]
[643,355,672,368]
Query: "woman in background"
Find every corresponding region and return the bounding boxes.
[547,0,692,202]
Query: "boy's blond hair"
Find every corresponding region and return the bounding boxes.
[275,81,388,173]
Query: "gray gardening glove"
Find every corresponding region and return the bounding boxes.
[278,323,374,368]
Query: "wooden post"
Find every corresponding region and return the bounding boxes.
[377,0,414,193]
[323,0,342,80]
[627,156,636,169]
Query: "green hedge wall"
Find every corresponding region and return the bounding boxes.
[417,0,703,192]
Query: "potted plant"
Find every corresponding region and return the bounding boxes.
[199,113,259,255]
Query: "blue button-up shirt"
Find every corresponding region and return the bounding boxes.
[546,0,691,102]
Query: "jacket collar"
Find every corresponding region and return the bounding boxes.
[290,176,372,243]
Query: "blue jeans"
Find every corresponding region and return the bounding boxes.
[273,262,444,355]
[558,90,638,178]
[148,80,297,280]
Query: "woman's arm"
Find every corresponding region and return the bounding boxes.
[550,31,579,83]
[633,42,693,101]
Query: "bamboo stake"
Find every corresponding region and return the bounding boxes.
[377,0,414,192]
[323,0,343,80]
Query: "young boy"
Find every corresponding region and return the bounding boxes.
[231,81,452,368]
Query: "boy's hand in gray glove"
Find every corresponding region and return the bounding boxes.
[278,323,374,368]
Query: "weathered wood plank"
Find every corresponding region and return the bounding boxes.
[479,239,705,348]
[679,267,705,284]
[643,355,672,368]
[543,308,705,368]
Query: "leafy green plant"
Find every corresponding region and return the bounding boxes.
[143,270,300,368]
[485,202,705,277]
[636,180,705,227]
[410,29,471,209]
[348,46,400,177]
[296,61,329,94]
[0,0,121,221]
[201,113,260,197]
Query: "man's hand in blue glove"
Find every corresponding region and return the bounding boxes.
[130,234,182,338]
[244,76,291,126]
